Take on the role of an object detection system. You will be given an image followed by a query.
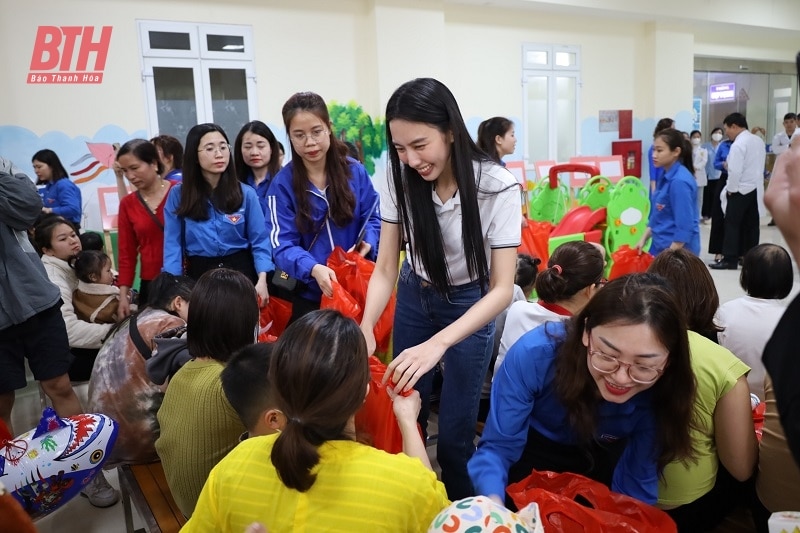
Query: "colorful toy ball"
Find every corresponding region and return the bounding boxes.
[428,495,544,533]
[0,407,118,520]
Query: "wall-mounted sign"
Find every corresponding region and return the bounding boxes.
[709,83,736,102]
[28,26,112,84]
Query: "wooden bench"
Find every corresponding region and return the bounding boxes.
[118,462,186,533]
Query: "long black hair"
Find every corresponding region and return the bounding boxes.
[32,149,69,185]
[385,78,494,293]
[282,92,355,233]
[476,117,513,164]
[177,123,243,220]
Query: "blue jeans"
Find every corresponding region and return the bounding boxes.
[394,262,494,500]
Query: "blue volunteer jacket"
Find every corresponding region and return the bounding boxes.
[714,140,732,172]
[649,162,700,256]
[244,171,274,217]
[468,321,660,504]
[266,158,381,302]
[41,178,81,225]
[162,183,274,275]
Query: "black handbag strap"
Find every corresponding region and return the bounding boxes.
[136,191,165,230]
[128,313,153,360]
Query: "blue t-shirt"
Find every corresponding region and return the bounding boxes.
[468,321,660,504]
[649,163,700,256]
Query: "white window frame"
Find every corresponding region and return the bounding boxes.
[138,20,258,138]
[521,43,581,163]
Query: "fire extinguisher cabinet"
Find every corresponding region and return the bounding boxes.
[612,139,643,178]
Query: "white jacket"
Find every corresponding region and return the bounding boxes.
[493,300,567,377]
[41,254,112,349]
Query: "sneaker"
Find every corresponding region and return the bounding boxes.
[80,471,120,508]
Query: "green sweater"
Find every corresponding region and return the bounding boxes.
[155,359,245,517]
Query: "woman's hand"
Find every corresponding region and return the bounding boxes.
[347,241,372,257]
[634,227,652,255]
[255,275,269,307]
[311,264,337,298]
[360,324,377,356]
[42,207,52,214]
[118,298,132,319]
[765,141,800,264]
[383,337,448,392]
[388,386,422,427]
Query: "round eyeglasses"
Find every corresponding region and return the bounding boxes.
[290,128,328,145]
[588,333,664,384]
[198,143,230,155]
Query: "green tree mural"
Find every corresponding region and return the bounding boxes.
[328,101,386,175]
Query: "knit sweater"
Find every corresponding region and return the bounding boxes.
[155,359,245,517]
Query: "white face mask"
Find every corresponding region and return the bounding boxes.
[691,138,701,146]
[712,133,723,142]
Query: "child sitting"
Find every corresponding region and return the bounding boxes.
[71,250,121,323]
[220,343,285,440]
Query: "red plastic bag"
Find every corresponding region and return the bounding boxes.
[258,296,293,341]
[326,246,396,352]
[519,219,552,269]
[507,470,676,533]
[354,356,417,454]
[608,245,654,280]
[320,280,362,319]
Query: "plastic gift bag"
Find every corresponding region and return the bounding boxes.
[428,496,543,533]
[519,219,552,269]
[507,470,676,533]
[608,245,654,280]
[354,356,417,454]
[320,280,362,320]
[326,246,396,352]
[258,296,292,341]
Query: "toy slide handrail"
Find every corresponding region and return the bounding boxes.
[547,163,601,189]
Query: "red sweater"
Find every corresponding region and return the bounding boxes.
[117,190,169,287]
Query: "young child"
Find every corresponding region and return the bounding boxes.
[71,250,121,324]
[220,343,285,440]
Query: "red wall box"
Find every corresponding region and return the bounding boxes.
[611,139,642,178]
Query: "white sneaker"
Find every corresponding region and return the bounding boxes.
[80,471,120,508]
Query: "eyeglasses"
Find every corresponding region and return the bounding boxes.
[198,143,231,155]
[587,333,664,384]
[290,128,328,145]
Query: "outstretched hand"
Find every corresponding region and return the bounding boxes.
[382,338,447,392]
[765,142,800,264]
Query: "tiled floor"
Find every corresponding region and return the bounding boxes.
[11,218,796,532]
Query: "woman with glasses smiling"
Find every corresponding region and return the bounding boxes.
[469,274,697,508]
[163,123,274,306]
[266,92,380,321]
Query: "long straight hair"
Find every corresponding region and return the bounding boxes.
[32,149,69,185]
[282,92,355,233]
[385,78,490,293]
[553,273,696,470]
[177,123,243,220]
[270,310,369,492]
[234,120,281,186]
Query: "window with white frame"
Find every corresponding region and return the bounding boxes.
[522,44,581,163]
[138,21,258,140]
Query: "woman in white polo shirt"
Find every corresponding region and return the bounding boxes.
[360,77,522,500]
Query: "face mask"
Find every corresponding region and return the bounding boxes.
[691,138,701,146]
[712,133,723,142]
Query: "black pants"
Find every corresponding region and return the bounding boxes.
[665,465,754,533]
[708,176,727,255]
[186,249,257,284]
[69,347,99,382]
[701,180,717,219]
[721,190,759,261]
[505,426,627,510]
[288,296,320,325]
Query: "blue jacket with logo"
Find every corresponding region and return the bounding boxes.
[649,162,700,256]
[266,158,381,302]
[41,178,82,225]
[162,183,274,275]
[469,321,660,504]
